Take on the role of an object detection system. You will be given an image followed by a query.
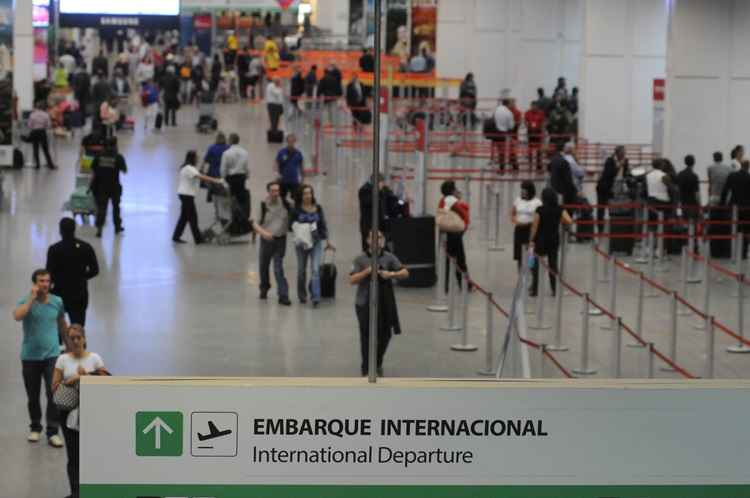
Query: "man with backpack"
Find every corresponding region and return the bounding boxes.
[253,181,292,306]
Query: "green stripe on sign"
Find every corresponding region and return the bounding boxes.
[80,484,750,498]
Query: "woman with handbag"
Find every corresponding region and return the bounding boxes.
[437,181,470,293]
[529,188,574,297]
[52,324,107,498]
[512,180,542,272]
[290,184,334,307]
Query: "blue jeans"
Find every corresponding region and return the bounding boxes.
[259,236,289,298]
[296,240,323,302]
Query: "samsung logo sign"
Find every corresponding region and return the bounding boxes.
[100,17,139,26]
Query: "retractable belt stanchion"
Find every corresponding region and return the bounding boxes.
[687,222,702,283]
[629,272,647,347]
[531,261,551,330]
[600,210,611,283]
[489,186,504,252]
[573,293,597,375]
[440,258,462,332]
[612,317,623,378]
[731,235,743,298]
[732,205,739,265]
[602,256,617,330]
[705,316,716,379]
[678,246,690,316]
[451,273,477,351]
[660,291,679,372]
[481,183,492,242]
[647,342,655,379]
[635,203,650,264]
[477,292,496,376]
[539,344,547,378]
[646,232,658,297]
[588,245,603,315]
[657,211,668,272]
[694,243,712,331]
[727,274,750,353]
[427,233,449,312]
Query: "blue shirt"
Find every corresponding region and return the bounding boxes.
[204,143,230,178]
[277,147,304,185]
[17,294,63,361]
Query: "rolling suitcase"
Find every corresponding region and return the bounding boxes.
[575,197,595,242]
[390,216,437,288]
[609,213,636,255]
[320,249,337,299]
[267,129,284,143]
[12,148,24,169]
[708,206,732,259]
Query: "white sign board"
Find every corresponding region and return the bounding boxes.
[81,377,750,498]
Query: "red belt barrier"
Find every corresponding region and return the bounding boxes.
[714,320,750,349]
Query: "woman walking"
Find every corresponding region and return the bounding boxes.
[529,187,573,297]
[172,150,222,244]
[511,180,542,272]
[52,324,108,498]
[290,184,334,306]
[437,180,470,292]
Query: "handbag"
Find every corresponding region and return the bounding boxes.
[53,383,79,411]
[436,208,466,233]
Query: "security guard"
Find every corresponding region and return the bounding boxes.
[90,136,127,238]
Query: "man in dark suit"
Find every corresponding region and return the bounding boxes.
[346,73,370,130]
[548,143,578,209]
[721,159,750,259]
[596,145,630,233]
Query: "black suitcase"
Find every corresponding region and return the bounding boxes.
[155,112,163,130]
[390,216,437,288]
[267,129,284,143]
[708,206,732,259]
[665,223,688,255]
[608,213,636,255]
[12,148,24,169]
[575,200,595,242]
[320,249,337,299]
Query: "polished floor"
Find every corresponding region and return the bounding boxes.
[1,101,749,498]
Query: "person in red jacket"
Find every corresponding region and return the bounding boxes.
[525,101,546,171]
[438,180,470,292]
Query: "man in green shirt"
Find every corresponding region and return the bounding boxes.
[13,269,68,447]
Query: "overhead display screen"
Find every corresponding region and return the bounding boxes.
[59,0,180,16]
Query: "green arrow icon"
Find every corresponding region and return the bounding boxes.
[135,412,183,457]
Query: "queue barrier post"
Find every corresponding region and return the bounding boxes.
[451,272,478,351]
[612,317,623,378]
[660,291,679,372]
[731,236,744,298]
[481,183,492,241]
[705,316,715,379]
[628,272,647,348]
[678,246,690,316]
[657,211,668,272]
[548,263,569,352]
[588,245,603,315]
[600,211,611,283]
[732,205,739,265]
[646,232,658,298]
[531,261,551,330]
[489,188,504,252]
[647,342,655,379]
[440,258,462,332]
[477,292,496,376]
[539,344,547,378]
[635,203,650,264]
[427,233,449,312]
[573,293,597,375]
[727,274,750,354]
[602,256,618,330]
[694,244,712,331]
[687,222,702,283]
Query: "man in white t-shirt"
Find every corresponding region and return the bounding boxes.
[492,95,514,170]
[266,78,284,132]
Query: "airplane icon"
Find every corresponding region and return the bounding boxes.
[197,421,232,441]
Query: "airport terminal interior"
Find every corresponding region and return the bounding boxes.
[1,1,750,497]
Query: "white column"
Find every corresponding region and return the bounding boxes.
[664,0,747,179]
[579,0,667,145]
[14,0,34,112]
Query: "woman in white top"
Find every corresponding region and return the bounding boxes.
[172,150,223,244]
[511,180,542,269]
[52,324,106,498]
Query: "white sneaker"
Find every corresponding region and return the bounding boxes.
[48,434,64,448]
[27,431,41,443]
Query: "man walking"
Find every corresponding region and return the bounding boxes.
[27,101,57,170]
[12,269,67,448]
[90,136,127,237]
[46,218,100,326]
[276,134,304,201]
[220,133,251,231]
[253,181,291,306]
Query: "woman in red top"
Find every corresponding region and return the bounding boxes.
[438,181,470,292]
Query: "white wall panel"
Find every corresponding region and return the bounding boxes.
[438,0,468,24]
[669,78,726,176]
[584,58,629,143]
[562,41,582,88]
[730,0,750,78]
[475,0,508,32]
[632,0,667,57]
[585,0,627,55]
[563,0,583,41]
[436,22,470,78]
[521,0,561,40]
[630,58,665,143]
[670,0,729,78]
[518,40,562,105]
[473,32,507,98]
[727,79,750,156]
